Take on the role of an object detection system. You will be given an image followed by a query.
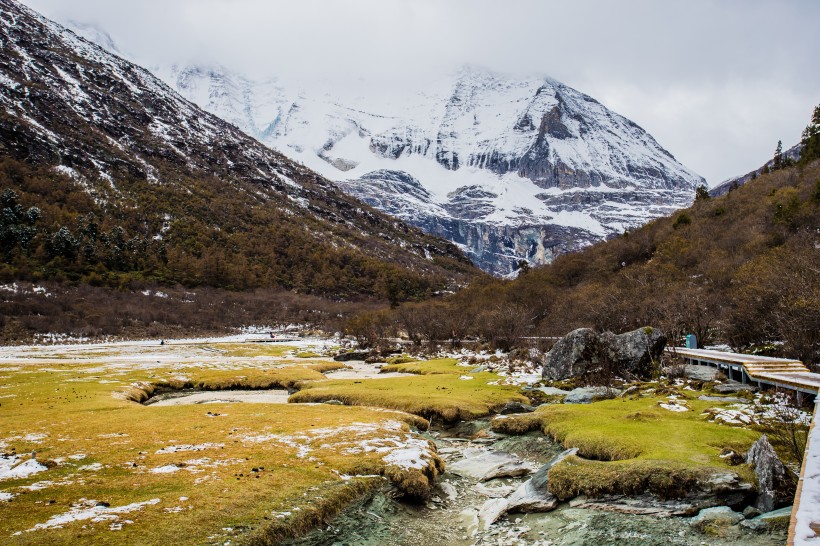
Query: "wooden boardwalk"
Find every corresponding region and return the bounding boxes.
[670,347,820,544]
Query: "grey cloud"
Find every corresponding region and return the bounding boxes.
[22,0,820,184]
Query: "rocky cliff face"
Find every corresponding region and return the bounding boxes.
[68,24,705,276]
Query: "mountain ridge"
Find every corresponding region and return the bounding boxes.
[60,21,704,275]
[0,0,475,301]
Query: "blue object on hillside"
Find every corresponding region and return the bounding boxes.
[685,334,698,349]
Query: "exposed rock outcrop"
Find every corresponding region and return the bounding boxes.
[543,327,666,381]
[746,434,795,512]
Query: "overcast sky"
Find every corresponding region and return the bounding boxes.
[23,0,820,185]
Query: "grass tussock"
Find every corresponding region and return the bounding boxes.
[380,358,467,375]
[384,354,418,365]
[532,395,759,500]
[382,449,446,500]
[243,478,383,546]
[490,413,543,435]
[288,372,528,423]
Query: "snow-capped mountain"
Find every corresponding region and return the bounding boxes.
[68,23,705,275]
[0,0,473,296]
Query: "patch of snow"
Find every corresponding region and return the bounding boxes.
[155,443,224,454]
[26,497,160,531]
[0,457,48,481]
[149,465,181,474]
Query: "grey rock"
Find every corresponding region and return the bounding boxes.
[322,399,344,405]
[740,506,793,532]
[439,481,458,501]
[690,506,743,533]
[543,327,666,381]
[447,449,522,480]
[573,495,702,517]
[498,401,535,415]
[713,382,757,394]
[480,460,533,482]
[698,395,747,404]
[746,434,794,512]
[333,351,370,362]
[478,498,509,530]
[474,483,515,498]
[564,386,621,404]
[506,448,578,513]
[533,387,571,397]
[742,506,762,518]
[684,364,720,381]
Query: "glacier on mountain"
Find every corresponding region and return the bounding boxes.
[68,24,705,275]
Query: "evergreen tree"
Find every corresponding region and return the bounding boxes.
[695,184,711,201]
[799,104,820,164]
[773,140,784,170]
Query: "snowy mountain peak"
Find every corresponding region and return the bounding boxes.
[66,20,705,275]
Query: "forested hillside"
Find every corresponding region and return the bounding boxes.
[365,158,820,366]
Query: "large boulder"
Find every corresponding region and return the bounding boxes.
[542,328,600,381]
[746,434,795,512]
[543,327,666,381]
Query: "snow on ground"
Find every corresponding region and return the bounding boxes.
[0,457,48,481]
[155,443,224,454]
[794,399,820,544]
[22,497,161,532]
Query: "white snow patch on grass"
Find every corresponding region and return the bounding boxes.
[155,443,224,454]
[26,497,160,531]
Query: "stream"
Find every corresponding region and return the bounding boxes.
[138,363,789,545]
[286,420,789,546]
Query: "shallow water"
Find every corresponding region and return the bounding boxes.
[286,426,789,546]
[145,389,291,406]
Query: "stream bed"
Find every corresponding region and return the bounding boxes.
[286,420,789,546]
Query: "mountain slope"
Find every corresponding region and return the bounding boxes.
[0,0,475,301]
[710,142,803,197]
[150,63,705,275]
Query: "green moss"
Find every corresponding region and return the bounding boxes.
[530,396,759,499]
[380,358,468,375]
[384,354,417,365]
[289,371,528,423]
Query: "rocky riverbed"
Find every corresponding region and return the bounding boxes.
[285,421,789,546]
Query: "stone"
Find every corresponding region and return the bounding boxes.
[322,399,344,405]
[746,434,794,512]
[713,382,757,394]
[333,351,370,362]
[458,508,479,537]
[532,387,570,397]
[564,386,621,404]
[439,481,458,501]
[543,326,666,381]
[480,461,533,482]
[689,506,743,534]
[542,328,599,381]
[740,506,792,532]
[572,495,703,517]
[478,498,510,530]
[474,483,515,498]
[447,449,522,480]
[698,395,746,404]
[506,448,577,514]
[742,506,762,519]
[684,364,720,382]
[498,401,535,415]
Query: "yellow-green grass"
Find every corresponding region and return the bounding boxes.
[493,395,760,500]
[289,368,528,422]
[294,351,322,359]
[380,357,471,375]
[0,357,435,544]
[384,354,417,365]
[201,343,298,358]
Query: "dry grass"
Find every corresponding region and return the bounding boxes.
[380,358,469,375]
[0,343,439,545]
